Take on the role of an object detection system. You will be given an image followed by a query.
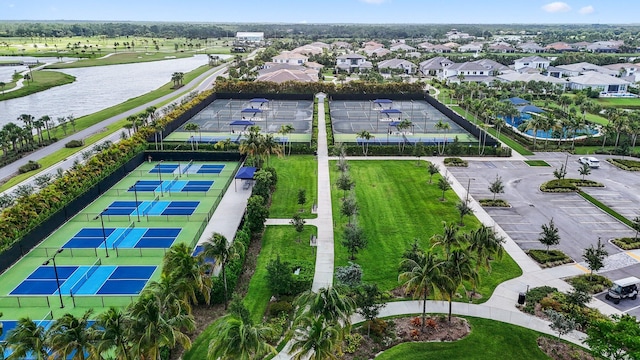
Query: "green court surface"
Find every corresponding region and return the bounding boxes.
[0,161,238,320]
[164,131,312,144]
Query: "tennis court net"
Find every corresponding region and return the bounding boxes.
[70,258,102,297]
[182,159,194,175]
[112,222,135,249]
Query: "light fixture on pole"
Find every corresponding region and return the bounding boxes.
[133,184,141,222]
[93,210,109,257]
[43,249,65,308]
[158,160,164,196]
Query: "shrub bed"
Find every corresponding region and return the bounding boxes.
[567,274,612,294]
[540,178,603,192]
[65,139,84,148]
[443,157,468,167]
[18,160,41,174]
[608,158,640,171]
[479,199,510,207]
[527,249,572,267]
[612,236,640,250]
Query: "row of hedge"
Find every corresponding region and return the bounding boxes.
[214,78,424,95]
[329,143,511,157]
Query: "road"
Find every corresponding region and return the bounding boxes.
[0,61,228,185]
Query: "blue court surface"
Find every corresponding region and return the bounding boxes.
[102,200,199,216]
[184,164,225,174]
[63,227,181,249]
[149,163,179,174]
[129,180,214,193]
[10,265,157,296]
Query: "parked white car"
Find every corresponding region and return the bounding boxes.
[578,156,600,168]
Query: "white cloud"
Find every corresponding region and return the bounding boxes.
[359,0,388,4]
[542,2,571,13]
[579,5,595,15]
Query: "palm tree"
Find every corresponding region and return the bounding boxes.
[524,115,542,150]
[466,225,504,274]
[434,120,451,155]
[127,285,194,360]
[278,124,295,156]
[162,243,212,307]
[46,310,98,360]
[201,232,243,309]
[239,126,263,167]
[355,130,373,156]
[184,123,200,150]
[171,72,184,88]
[290,315,341,360]
[207,314,276,360]
[94,307,131,360]
[431,222,462,258]
[6,318,48,360]
[293,286,356,328]
[40,115,53,142]
[261,133,283,166]
[440,249,477,322]
[398,250,446,332]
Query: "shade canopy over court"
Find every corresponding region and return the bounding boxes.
[229,120,255,126]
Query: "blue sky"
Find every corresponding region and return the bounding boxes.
[0,0,637,24]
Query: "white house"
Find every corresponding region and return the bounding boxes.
[390,43,416,52]
[518,42,546,53]
[377,59,415,74]
[568,72,630,93]
[272,51,308,65]
[419,56,454,76]
[441,61,493,83]
[458,42,483,53]
[556,62,617,77]
[336,53,372,73]
[514,56,551,71]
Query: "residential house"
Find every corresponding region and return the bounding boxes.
[568,72,630,93]
[497,72,568,88]
[377,59,415,74]
[458,42,484,53]
[390,43,416,52]
[292,45,324,56]
[586,41,621,53]
[445,29,474,40]
[419,56,454,76]
[427,44,453,54]
[332,41,352,50]
[488,44,517,53]
[544,66,564,78]
[418,41,434,50]
[271,51,308,65]
[602,63,639,82]
[257,69,317,83]
[441,61,494,84]
[545,42,574,52]
[555,62,617,77]
[304,61,324,71]
[366,47,391,57]
[570,41,592,51]
[518,42,546,53]
[406,52,422,58]
[514,56,551,71]
[443,42,460,50]
[336,53,372,73]
[472,59,509,75]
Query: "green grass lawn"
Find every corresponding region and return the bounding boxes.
[597,97,640,108]
[376,317,552,360]
[45,52,195,68]
[0,70,75,101]
[331,161,521,296]
[268,155,318,219]
[243,225,317,324]
[525,160,551,167]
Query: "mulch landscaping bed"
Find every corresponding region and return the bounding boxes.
[537,337,597,360]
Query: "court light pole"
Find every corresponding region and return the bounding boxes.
[158,160,164,196]
[133,183,141,222]
[466,178,476,203]
[93,210,109,257]
[43,248,65,308]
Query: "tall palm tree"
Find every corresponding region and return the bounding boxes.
[94,307,131,360]
[127,285,194,360]
[293,286,356,327]
[440,249,477,322]
[431,222,462,258]
[278,124,295,156]
[290,315,341,360]
[355,130,373,156]
[46,310,98,360]
[239,126,263,167]
[261,133,283,166]
[398,250,446,332]
[6,318,48,360]
[201,232,243,309]
[207,314,276,360]
[524,115,542,149]
[466,225,505,274]
[434,120,451,155]
[184,123,200,150]
[162,243,212,308]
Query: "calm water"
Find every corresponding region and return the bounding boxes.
[0,54,228,128]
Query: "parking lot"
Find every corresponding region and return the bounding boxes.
[594,262,640,318]
[447,154,638,262]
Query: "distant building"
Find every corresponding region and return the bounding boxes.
[235,32,264,44]
[514,56,551,71]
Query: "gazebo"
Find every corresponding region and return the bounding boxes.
[234,166,257,191]
[229,120,255,134]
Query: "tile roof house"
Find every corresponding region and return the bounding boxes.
[497,72,568,87]
[602,63,638,81]
[458,42,484,53]
[472,59,509,75]
[332,41,352,49]
[488,44,517,53]
[545,42,574,52]
[555,62,617,77]
[257,69,317,83]
[419,56,454,76]
[518,42,546,53]
[568,72,630,93]
[514,56,551,71]
[336,53,372,73]
[365,47,391,57]
[390,43,417,52]
[272,51,308,65]
[586,41,621,53]
[377,59,416,74]
[441,61,494,84]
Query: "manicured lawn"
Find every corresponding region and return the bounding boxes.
[0,70,75,101]
[268,155,318,219]
[331,161,521,296]
[525,160,551,167]
[376,317,552,360]
[243,225,317,324]
[45,52,195,68]
[597,97,640,108]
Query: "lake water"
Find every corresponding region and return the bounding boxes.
[0,54,228,128]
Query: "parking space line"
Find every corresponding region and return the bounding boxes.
[488,214,521,217]
[574,264,589,273]
[559,206,594,209]
[579,221,619,224]
[500,222,531,225]
[550,199,584,202]
[566,214,601,216]
[508,231,539,233]
[626,304,640,313]
[626,252,640,262]
[593,229,632,232]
